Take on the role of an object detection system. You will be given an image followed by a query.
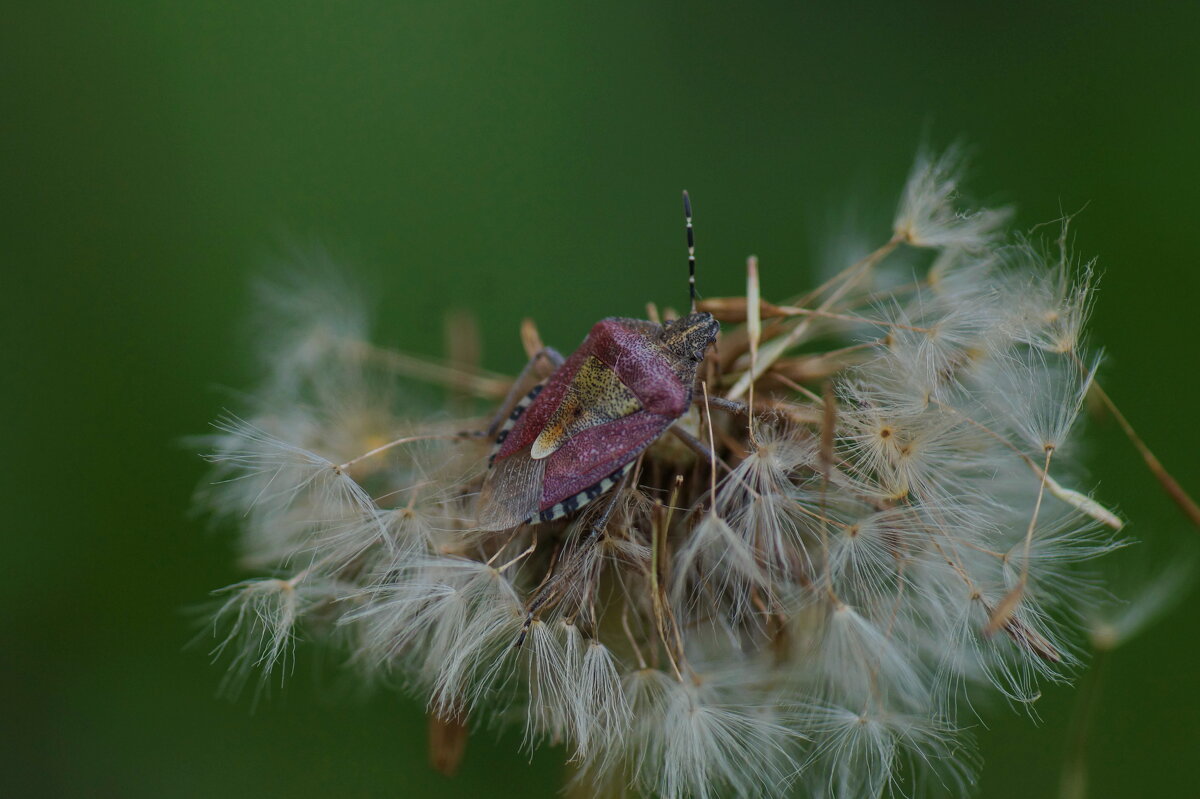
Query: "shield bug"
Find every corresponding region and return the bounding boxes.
[476,192,720,531]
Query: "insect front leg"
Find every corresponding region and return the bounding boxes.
[695,394,796,428]
[667,424,733,475]
[699,395,749,415]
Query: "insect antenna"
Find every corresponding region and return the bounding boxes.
[683,189,697,312]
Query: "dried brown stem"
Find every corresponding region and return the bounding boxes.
[726,238,900,400]
[1090,379,1200,529]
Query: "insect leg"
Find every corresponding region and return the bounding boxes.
[667,424,733,475]
[695,394,790,427]
[578,467,629,542]
[483,347,565,437]
[700,395,749,415]
[513,470,630,647]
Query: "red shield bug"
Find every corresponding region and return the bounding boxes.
[476,192,720,532]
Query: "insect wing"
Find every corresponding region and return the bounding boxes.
[478,348,590,530]
[493,346,591,463]
[539,410,673,512]
[477,447,546,531]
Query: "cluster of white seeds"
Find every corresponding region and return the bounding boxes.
[197,148,1172,798]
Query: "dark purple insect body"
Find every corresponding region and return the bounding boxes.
[476,312,719,530]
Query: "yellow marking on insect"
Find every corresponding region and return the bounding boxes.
[530,356,642,459]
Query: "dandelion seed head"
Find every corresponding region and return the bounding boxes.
[193,149,1166,797]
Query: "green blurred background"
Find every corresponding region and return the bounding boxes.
[5,2,1199,797]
